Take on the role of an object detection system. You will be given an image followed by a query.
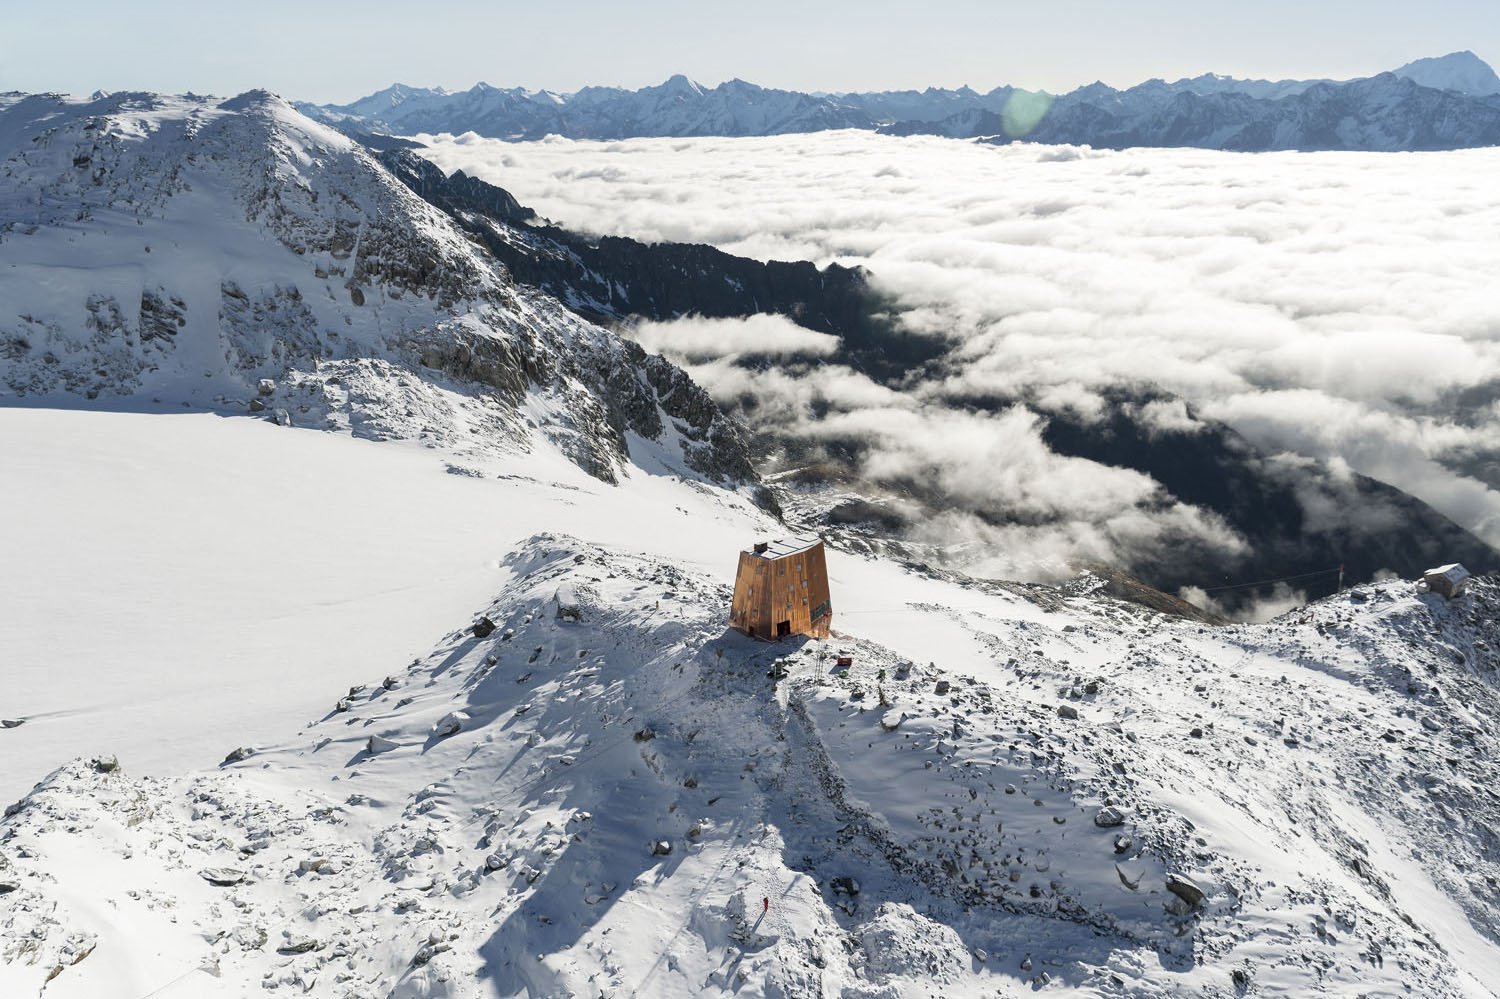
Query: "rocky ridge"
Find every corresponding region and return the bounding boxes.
[0,90,755,486]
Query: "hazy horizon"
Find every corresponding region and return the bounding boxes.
[3,0,1498,103]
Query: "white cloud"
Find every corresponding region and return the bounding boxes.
[420,131,1500,563]
[629,313,839,360]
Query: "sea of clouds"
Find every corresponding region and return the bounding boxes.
[421,130,1500,592]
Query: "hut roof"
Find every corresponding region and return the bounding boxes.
[745,534,823,560]
[1425,563,1471,582]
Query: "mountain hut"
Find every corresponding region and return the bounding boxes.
[730,535,832,640]
[1423,563,1471,599]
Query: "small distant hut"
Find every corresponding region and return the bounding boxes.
[1422,563,1471,599]
[730,535,832,640]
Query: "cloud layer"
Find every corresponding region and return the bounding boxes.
[423,130,1500,578]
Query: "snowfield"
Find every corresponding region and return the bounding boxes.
[3,89,1500,999]
[5,410,1500,998]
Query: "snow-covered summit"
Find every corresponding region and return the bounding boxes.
[1394,50,1500,96]
[4,524,1500,996]
[0,89,755,485]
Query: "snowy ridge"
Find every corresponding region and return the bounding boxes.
[0,90,754,485]
[4,531,1499,996]
[303,53,1500,150]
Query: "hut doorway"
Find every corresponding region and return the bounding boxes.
[776,620,792,638]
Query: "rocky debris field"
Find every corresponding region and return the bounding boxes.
[4,535,1499,997]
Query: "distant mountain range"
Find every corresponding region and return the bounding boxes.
[302,51,1500,151]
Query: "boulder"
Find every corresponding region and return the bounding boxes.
[201,867,248,887]
[432,712,466,738]
[1165,873,1205,907]
[1057,704,1079,720]
[472,616,497,638]
[366,735,398,754]
[270,408,292,427]
[651,840,673,856]
[256,378,276,397]
[0,718,23,729]
[1094,806,1127,828]
[830,875,861,896]
[90,755,120,774]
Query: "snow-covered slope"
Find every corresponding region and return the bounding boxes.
[4,468,1500,996]
[0,90,753,485]
[6,84,1500,999]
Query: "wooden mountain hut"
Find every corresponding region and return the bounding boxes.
[730,535,832,640]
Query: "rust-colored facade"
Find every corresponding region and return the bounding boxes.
[730,535,832,640]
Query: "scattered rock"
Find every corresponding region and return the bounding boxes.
[200,867,248,887]
[269,408,292,427]
[247,397,265,413]
[432,712,467,738]
[651,840,673,856]
[471,616,497,639]
[256,378,276,396]
[366,734,398,754]
[90,755,120,774]
[830,875,861,896]
[0,718,23,729]
[1057,704,1079,720]
[1189,727,1204,739]
[1165,873,1205,907]
[276,936,319,955]
[1094,806,1127,828]
[934,680,951,695]
[411,941,450,966]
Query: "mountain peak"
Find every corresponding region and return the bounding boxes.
[658,73,705,97]
[1392,50,1500,96]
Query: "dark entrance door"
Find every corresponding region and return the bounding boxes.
[776,620,792,638]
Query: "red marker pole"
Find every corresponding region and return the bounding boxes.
[1338,564,1345,592]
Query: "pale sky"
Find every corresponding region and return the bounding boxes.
[4,0,1497,102]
